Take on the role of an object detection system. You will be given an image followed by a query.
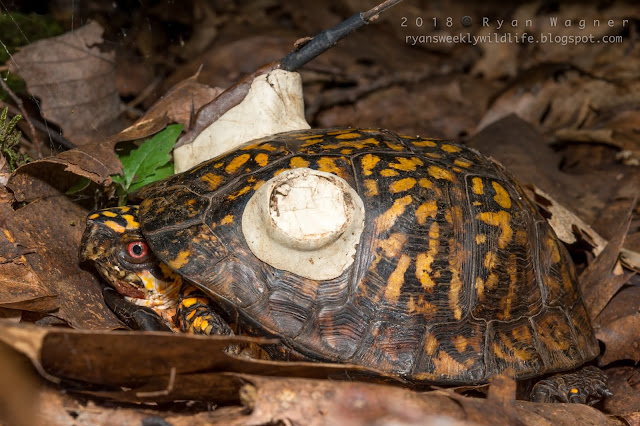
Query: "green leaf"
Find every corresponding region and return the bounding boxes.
[129,162,174,192]
[119,123,182,188]
[65,176,91,194]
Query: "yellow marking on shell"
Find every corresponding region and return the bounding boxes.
[476,234,487,244]
[428,165,454,181]
[432,348,467,378]
[448,239,464,320]
[317,157,341,174]
[221,215,234,225]
[122,214,139,230]
[424,333,438,356]
[539,318,571,351]
[473,201,482,206]
[364,179,379,197]
[374,195,412,232]
[182,297,197,308]
[493,331,533,362]
[225,153,251,174]
[227,185,252,200]
[369,233,407,272]
[407,295,436,319]
[327,129,353,135]
[380,169,399,177]
[492,181,511,209]
[361,154,380,176]
[415,222,439,290]
[290,157,311,168]
[416,200,438,225]
[116,206,131,212]
[440,144,461,153]
[104,220,125,234]
[485,273,499,290]
[383,255,410,302]
[561,263,575,297]
[454,159,472,168]
[341,149,353,154]
[475,277,485,299]
[389,157,424,172]
[515,229,528,245]
[500,253,519,320]
[472,177,484,195]
[413,140,437,147]
[444,206,462,225]
[253,180,266,190]
[425,152,442,159]
[335,132,361,139]
[484,251,497,270]
[169,250,191,269]
[327,137,379,149]
[377,233,407,258]
[258,143,278,151]
[214,162,224,169]
[477,211,513,249]
[201,173,223,190]
[546,237,561,263]
[399,135,416,139]
[453,335,468,353]
[389,177,416,193]
[301,138,324,147]
[452,167,462,172]
[186,310,196,320]
[297,134,323,140]
[418,178,433,189]
[385,141,405,151]
[102,210,117,217]
[255,153,269,167]
[88,213,100,220]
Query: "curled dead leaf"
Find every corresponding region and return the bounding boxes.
[8,21,121,146]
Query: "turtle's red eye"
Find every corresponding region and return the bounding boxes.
[127,241,148,259]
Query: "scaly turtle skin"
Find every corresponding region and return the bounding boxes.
[80,128,606,397]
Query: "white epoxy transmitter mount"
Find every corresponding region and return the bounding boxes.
[242,168,366,280]
[173,69,310,173]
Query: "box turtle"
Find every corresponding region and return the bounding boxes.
[80,128,610,404]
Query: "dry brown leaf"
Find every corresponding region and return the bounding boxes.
[580,199,636,320]
[601,366,640,417]
[0,341,41,426]
[240,376,467,426]
[597,314,640,365]
[8,21,121,145]
[8,74,222,202]
[0,199,120,329]
[596,287,640,328]
[0,322,406,395]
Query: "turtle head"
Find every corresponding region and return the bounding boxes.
[80,206,181,306]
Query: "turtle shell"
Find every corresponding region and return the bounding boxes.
[136,128,599,384]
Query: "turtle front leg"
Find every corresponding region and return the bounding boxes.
[530,366,612,405]
[176,285,233,335]
[102,286,172,332]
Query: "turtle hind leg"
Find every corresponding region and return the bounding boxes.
[530,366,612,405]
